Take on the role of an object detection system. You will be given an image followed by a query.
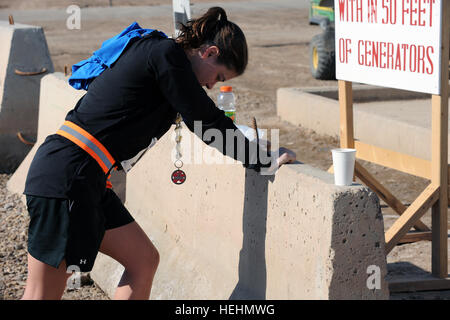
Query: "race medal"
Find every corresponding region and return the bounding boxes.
[172,113,186,185]
[171,169,186,185]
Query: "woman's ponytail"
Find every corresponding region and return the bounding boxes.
[176,7,248,76]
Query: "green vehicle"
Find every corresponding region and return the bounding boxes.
[309,0,335,80]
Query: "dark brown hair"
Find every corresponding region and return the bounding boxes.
[176,7,248,76]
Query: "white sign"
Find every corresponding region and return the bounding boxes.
[173,0,191,37]
[335,0,442,94]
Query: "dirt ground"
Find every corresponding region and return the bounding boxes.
[0,0,449,300]
[0,0,265,10]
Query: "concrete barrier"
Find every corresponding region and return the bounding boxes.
[91,126,389,299]
[277,85,448,162]
[0,21,54,173]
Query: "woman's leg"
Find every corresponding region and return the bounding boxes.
[99,221,160,300]
[21,254,71,300]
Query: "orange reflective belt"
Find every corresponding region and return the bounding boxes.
[56,121,116,188]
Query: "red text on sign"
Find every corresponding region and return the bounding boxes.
[357,39,434,74]
[402,0,436,27]
[339,38,353,63]
[382,0,397,24]
[338,0,364,22]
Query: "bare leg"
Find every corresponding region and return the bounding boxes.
[21,254,71,300]
[99,221,160,300]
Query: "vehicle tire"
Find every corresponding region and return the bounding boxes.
[309,31,335,80]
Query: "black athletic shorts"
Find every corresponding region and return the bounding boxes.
[26,160,134,273]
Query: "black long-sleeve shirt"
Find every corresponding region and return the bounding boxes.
[24,32,271,198]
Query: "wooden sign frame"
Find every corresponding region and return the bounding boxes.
[332,2,449,292]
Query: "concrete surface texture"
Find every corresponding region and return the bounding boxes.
[277,85,450,162]
[6,72,83,196]
[91,126,389,300]
[0,21,54,173]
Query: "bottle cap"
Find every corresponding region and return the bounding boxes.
[220,86,233,92]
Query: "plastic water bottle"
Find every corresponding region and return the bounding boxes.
[217,86,236,123]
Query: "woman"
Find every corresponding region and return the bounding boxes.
[21,7,296,300]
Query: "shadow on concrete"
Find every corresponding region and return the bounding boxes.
[0,28,53,173]
[387,261,450,300]
[327,188,390,299]
[229,169,275,300]
[110,169,127,203]
[387,261,442,280]
[255,41,309,48]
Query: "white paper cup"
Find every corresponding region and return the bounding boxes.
[331,148,356,186]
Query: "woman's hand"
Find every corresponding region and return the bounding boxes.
[276,147,296,167]
[257,140,296,169]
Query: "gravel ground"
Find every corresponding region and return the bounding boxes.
[0,174,110,300]
[0,174,28,300]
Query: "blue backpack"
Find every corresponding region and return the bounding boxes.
[69,22,167,90]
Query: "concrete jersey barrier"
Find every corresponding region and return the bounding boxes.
[0,21,54,173]
[91,126,389,299]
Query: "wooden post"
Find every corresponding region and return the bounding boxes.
[431,0,449,279]
[339,80,354,149]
